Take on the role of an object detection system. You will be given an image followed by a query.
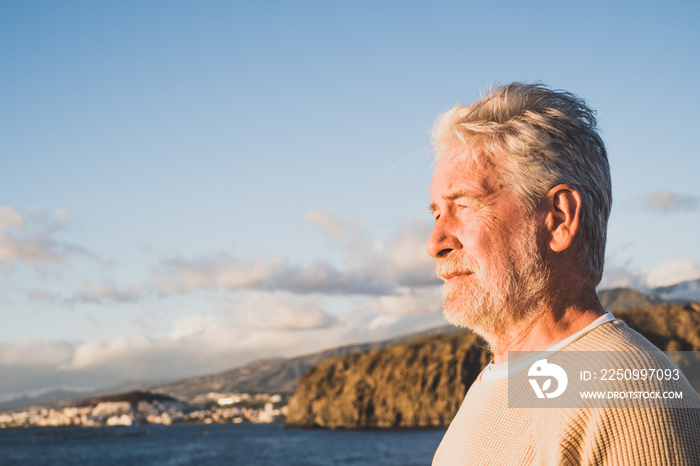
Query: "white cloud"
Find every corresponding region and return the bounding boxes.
[0,289,453,400]
[0,206,83,269]
[371,220,439,287]
[643,260,700,289]
[0,339,74,367]
[304,210,369,253]
[144,254,391,297]
[643,191,700,213]
[304,210,357,239]
[147,254,277,294]
[53,208,74,221]
[600,259,700,292]
[68,282,142,304]
[303,212,438,289]
[228,292,334,331]
[273,262,390,295]
[0,324,330,399]
[170,314,221,340]
[599,264,644,291]
[28,215,439,306]
[65,336,154,371]
[88,282,139,302]
[366,311,446,335]
[0,207,24,229]
[368,314,400,331]
[369,286,442,317]
[27,289,59,302]
[271,218,440,294]
[128,219,437,299]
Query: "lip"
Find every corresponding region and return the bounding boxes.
[441,272,472,281]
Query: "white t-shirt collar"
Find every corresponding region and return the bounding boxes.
[480,311,615,382]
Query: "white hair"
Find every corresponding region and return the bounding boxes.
[433,82,612,284]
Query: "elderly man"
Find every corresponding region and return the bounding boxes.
[427,83,700,465]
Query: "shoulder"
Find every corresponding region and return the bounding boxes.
[567,318,661,352]
[559,406,700,465]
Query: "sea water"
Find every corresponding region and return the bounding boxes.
[0,423,446,465]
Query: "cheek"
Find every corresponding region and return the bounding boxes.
[475,236,512,278]
[458,226,494,263]
[456,210,501,244]
[454,222,482,250]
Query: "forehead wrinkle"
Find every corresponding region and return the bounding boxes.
[444,155,503,191]
[430,148,506,214]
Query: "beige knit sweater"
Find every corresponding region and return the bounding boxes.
[432,319,700,465]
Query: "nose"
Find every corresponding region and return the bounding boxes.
[426,217,462,258]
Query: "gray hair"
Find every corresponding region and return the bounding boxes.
[432,82,612,284]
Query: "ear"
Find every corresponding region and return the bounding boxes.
[543,184,582,252]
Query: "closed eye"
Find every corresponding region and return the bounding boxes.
[454,196,485,212]
[428,202,439,221]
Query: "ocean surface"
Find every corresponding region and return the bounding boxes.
[0,422,446,465]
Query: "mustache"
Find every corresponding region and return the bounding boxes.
[435,254,477,280]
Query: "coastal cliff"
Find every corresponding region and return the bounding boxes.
[286,331,489,428]
[286,303,700,428]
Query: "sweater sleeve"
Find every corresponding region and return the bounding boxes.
[558,406,700,466]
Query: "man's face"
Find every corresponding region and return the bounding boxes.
[427,149,548,336]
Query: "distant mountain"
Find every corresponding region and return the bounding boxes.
[598,287,660,311]
[0,379,163,412]
[147,325,461,401]
[597,280,700,311]
[79,390,178,407]
[0,390,86,411]
[651,278,700,303]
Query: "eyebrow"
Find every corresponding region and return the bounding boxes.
[446,190,485,201]
[429,190,485,213]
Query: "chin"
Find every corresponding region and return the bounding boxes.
[441,284,482,329]
[440,278,512,336]
[442,307,473,329]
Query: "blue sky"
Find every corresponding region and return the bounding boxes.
[1,1,699,400]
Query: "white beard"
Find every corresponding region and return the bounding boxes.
[436,222,550,339]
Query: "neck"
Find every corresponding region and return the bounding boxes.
[485,290,606,364]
